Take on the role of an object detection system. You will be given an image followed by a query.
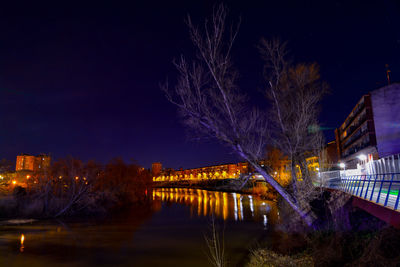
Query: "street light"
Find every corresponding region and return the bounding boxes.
[357,154,367,161]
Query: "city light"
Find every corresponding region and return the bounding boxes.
[339,163,346,169]
[12,180,17,185]
[357,154,367,161]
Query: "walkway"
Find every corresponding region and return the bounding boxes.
[323,173,400,212]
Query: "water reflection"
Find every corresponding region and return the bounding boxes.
[20,234,24,252]
[0,190,276,266]
[153,188,277,224]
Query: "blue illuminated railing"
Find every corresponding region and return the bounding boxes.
[325,173,400,211]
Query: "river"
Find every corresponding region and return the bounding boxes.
[0,188,279,266]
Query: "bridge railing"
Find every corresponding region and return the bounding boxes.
[322,173,400,211]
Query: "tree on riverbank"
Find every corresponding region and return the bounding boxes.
[0,157,152,218]
[162,4,326,226]
[259,39,327,202]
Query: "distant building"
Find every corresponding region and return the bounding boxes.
[16,154,51,172]
[153,162,249,182]
[335,83,400,167]
[320,140,339,169]
[151,162,162,176]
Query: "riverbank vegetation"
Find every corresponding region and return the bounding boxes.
[0,157,152,219]
[246,208,400,266]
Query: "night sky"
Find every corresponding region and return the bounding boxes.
[0,1,399,169]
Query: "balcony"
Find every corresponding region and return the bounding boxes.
[341,113,367,143]
[341,100,365,131]
[343,126,368,149]
[343,140,371,158]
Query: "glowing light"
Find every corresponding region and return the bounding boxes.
[238,195,244,221]
[263,215,268,228]
[20,234,25,252]
[357,154,367,161]
[339,162,346,169]
[203,191,208,216]
[232,193,238,221]
[12,180,16,185]
[249,195,254,216]
[75,176,79,180]
[223,192,228,220]
[26,175,30,179]
[197,191,203,216]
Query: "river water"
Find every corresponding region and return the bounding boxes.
[0,188,278,266]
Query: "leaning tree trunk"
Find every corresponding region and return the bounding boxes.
[237,150,315,226]
[254,162,314,226]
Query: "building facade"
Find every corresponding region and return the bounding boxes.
[335,83,400,167]
[16,154,51,172]
[153,157,319,184]
[151,162,162,176]
[321,140,339,169]
[153,162,249,182]
[371,83,400,158]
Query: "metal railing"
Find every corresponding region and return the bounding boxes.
[325,173,400,211]
[364,154,400,175]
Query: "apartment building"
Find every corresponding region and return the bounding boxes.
[335,83,400,167]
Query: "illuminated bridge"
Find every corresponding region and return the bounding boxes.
[324,173,400,210]
[320,172,400,227]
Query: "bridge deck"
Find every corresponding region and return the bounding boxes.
[322,173,400,212]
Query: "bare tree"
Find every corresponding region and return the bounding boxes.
[29,157,97,217]
[259,39,327,196]
[162,4,314,225]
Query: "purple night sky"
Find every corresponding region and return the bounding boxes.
[0,1,399,169]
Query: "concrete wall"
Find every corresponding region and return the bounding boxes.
[371,83,400,158]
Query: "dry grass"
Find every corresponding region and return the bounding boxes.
[205,218,226,267]
[246,249,314,267]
